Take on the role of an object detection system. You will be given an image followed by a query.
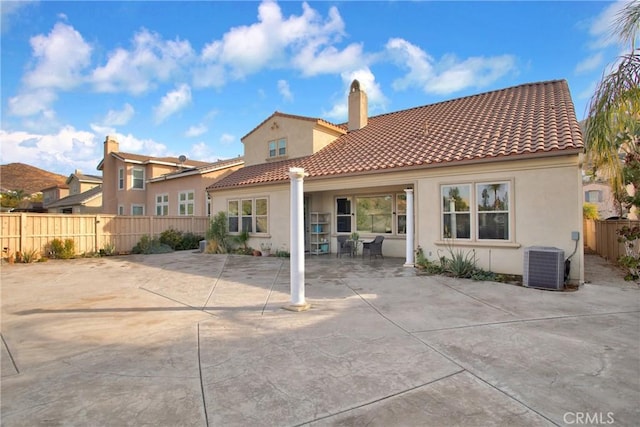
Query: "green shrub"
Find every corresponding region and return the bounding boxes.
[583,203,600,220]
[47,238,75,259]
[132,235,173,255]
[159,228,183,250]
[181,232,203,250]
[442,247,477,278]
[207,212,231,253]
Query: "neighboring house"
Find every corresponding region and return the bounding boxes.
[97,137,243,216]
[583,179,620,220]
[42,184,70,208]
[43,169,103,214]
[45,186,103,214]
[208,79,585,283]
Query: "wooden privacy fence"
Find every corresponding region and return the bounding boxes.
[583,218,640,261]
[1,213,210,256]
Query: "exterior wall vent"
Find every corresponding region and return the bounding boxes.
[523,246,565,290]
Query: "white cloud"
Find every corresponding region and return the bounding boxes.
[575,52,604,74]
[185,124,208,137]
[219,133,235,145]
[197,1,353,86]
[586,0,630,50]
[277,80,293,102]
[0,127,99,175]
[386,38,516,95]
[1,0,37,34]
[154,84,192,123]
[92,28,195,94]
[8,89,57,117]
[23,22,92,91]
[114,132,170,157]
[102,103,135,127]
[324,68,388,122]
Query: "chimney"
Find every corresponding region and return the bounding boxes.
[74,169,82,175]
[348,79,368,131]
[104,135,119,157]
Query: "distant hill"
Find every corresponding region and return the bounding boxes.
[0,163,67,195]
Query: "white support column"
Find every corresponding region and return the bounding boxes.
[404,188,415,267]
[284,167,310,312]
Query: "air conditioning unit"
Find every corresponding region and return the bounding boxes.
[523,246,565,290]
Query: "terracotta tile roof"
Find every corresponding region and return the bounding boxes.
[210,80,584,190]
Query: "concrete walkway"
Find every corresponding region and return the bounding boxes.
[1,252,638,426]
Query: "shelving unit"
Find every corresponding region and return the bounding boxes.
[310,212,331,255]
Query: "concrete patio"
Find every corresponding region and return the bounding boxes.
[1,252,639,426]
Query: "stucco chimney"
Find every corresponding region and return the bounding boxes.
[348,79,368,131]
[104,135,119,157]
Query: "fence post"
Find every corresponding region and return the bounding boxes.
[19,213,27,253]
[95,215,101,253]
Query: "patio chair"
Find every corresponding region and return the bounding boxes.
[337,235,354,258]
[362,235,384,259]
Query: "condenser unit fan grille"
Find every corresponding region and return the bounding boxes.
[523,246,564,290]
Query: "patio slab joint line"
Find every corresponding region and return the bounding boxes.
[202,254,229,310]
[292,369,466,427]
[196,322,209,427]
[1,333,19,374]
[434,277,517,316]
[262,258,285,315]
[410,309,640,334]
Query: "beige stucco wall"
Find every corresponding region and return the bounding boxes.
[242,116,343,167]
[210,154,584,283]
[146,168,241,217]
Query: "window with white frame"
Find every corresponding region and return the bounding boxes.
[585,190,603,203]
[132,168,144,189]
[336,197,352,233]
[118,205,124,215]
[156,194,169,216]
[207,192,211,217]
[268,138,286,158]
[442,184,471,239]
[356,195,393,233]
[336,194,407,235]
[118,168,124,190]
[178,191,195,216]
[441,181,511,241]
[131,204,144,216]
[227,198,268,233]
[477,182,509,240]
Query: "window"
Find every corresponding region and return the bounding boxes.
[396,193,407,235]
[585,190,603,203]
[477,183,509,240]
[356,195,393,233]
[336,197,352,233]
[132,168,144,189]
[118,205,124,215]
[268,138,286,158]
[227,198,268,233]
[442,185,471,239]
[156,194,169,216]
[255,198,268,233]
[131,204,144,216]
[241,200,252,231]
[441,181,511,241]
[207,193,211,217]
[179,191,195,216]
[228,200,239,232]
[118,168,124,190]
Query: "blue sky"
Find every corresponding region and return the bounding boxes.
[0,0,634,176]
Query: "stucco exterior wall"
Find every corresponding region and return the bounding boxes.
[209,154,584,283]
[147,172,227,217]
[242,116,343,167]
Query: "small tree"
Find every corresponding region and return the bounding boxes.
[583,203,600,220]
[207,211,230,254]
